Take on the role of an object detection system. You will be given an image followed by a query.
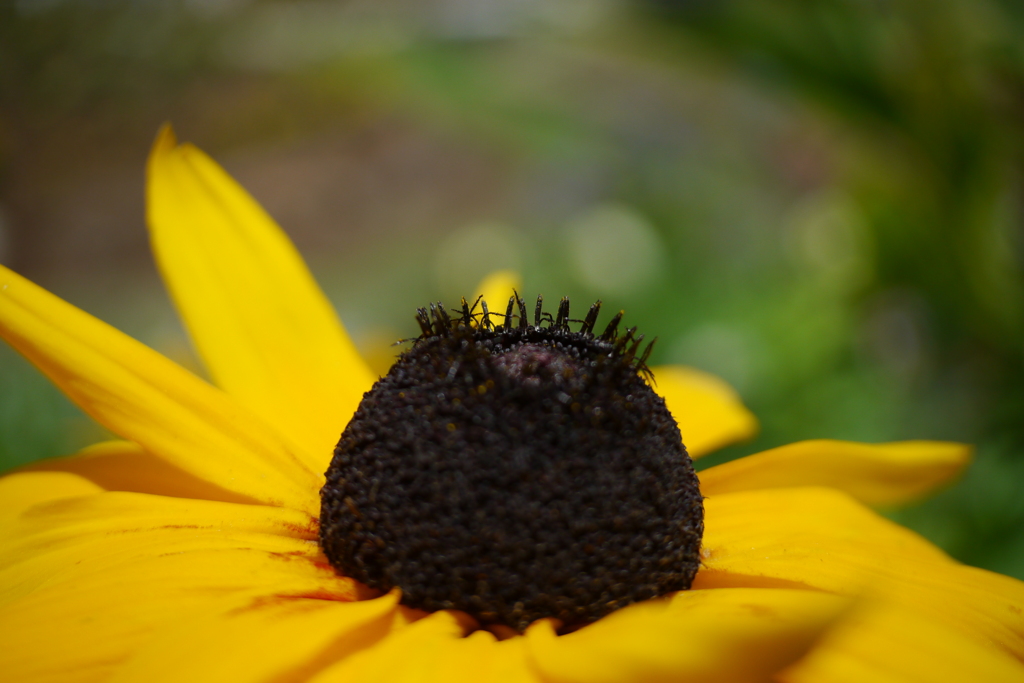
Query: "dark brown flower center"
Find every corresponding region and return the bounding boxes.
[319,295,703,631]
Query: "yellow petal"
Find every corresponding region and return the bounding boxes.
[699,487,952,587]
[313,626,541,683]
[19,440,257,504]
[698,487,1024,660]
[308,610,483,683]
[0,263,321,514]
[779,601,1024,683]
[0,490,360,682]
[0,488,338,606]
[0,553,358,683]
[651,365,758,458]
[699,440,972,507]
[111,591,400,683]
[475,269,523,322]
[524,588,848,683]
[147,125,376,466]
[420,631,541,683]
[0,470,102,521]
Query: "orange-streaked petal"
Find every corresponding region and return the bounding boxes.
[307,610,481,683]
[111,591,400,683]
[524,588,848,683]
[779,601,1024,683]
[651,365,758,458]
[476,270,523,316]
[698,487,1024,660]
[147,126,376,467]
[699,440,972,507]
[0,490,361,681]
[19,440,258,504]
[0,263,321,513]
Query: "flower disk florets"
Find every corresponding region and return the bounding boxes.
[320,295,703,631]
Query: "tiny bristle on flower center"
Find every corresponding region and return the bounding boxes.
[320,294,703,631]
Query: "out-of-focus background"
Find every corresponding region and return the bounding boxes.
[1,0,1023,577]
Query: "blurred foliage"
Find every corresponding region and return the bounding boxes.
[0,1,222,141]
[1,0,1023,578]
[647,0,1024,411]
[643,0,1024,575]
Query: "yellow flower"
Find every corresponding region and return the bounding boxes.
[1,126,1022,682]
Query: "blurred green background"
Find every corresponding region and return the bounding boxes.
[1,0,1023,578]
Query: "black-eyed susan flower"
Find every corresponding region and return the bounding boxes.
[1,127,1023,682]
